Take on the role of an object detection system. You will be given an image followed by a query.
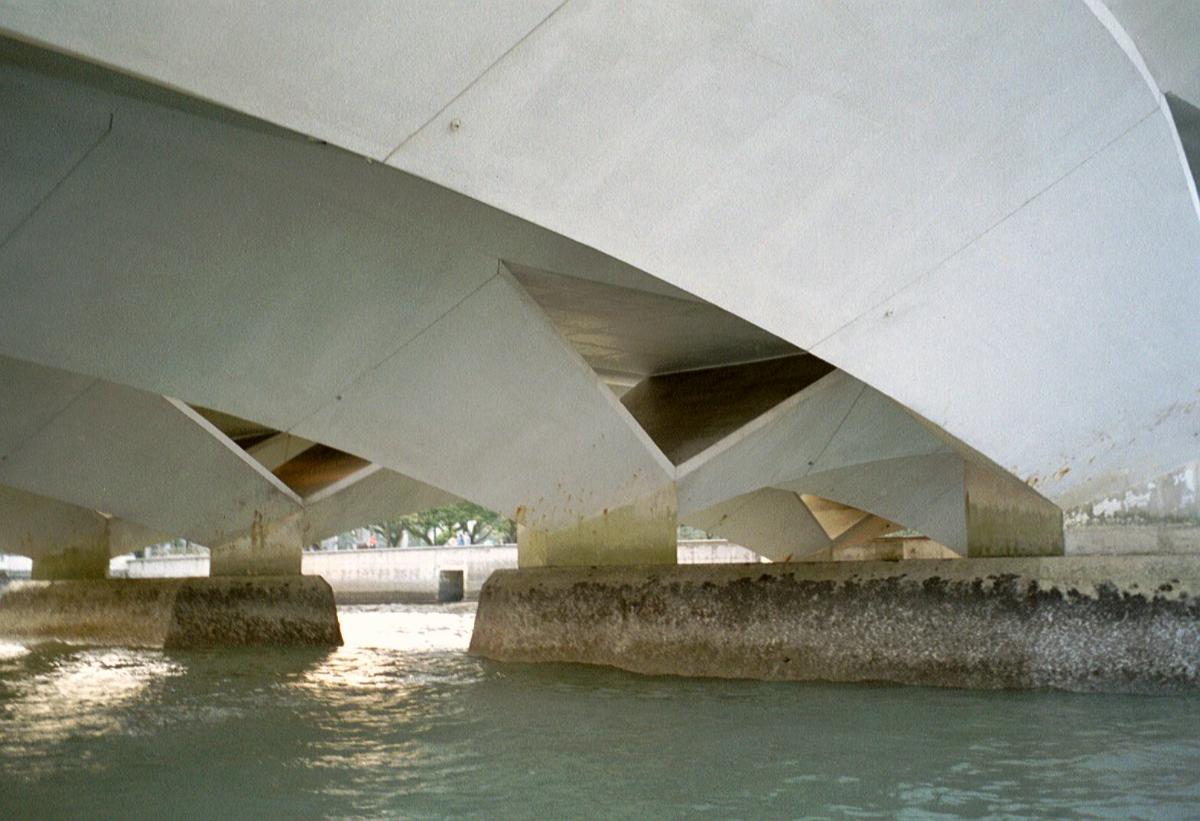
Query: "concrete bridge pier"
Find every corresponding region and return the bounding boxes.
[0,484,157,581]
[469,374,1198,691]
[210,511,305,577]
[29,531,110,582]
[470,556,1200,693]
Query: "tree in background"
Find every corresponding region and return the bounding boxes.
[368,503,516,547]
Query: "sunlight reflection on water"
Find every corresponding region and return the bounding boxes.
[1,603,1199,819]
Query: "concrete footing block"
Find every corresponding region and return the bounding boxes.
[0,576,342,648]
[469,557,1200,693]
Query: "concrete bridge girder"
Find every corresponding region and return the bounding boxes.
[0,354,469,576]
[1,3,1198,675]
[0,56,682,566]
[0,14,1191,565]
[299,464,459,548]
[287,267,677,552]
[3,0,1192,524]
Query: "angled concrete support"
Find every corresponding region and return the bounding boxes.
[210,511,303,577]
[246,432,315,472]
[209,463,466,576]
[0,355,302,550]
[0,483,163,579]
[300,464,459,545]
[285,268,678,568]
[678,371,1063,558]
[0,62,685,572]
[681,487,829,562]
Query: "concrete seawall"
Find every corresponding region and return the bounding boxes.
[469,557,1200,693]
[124,541,764,602]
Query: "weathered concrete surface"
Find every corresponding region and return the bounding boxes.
[516,484,677,568]
[470,558,1200,693]
[210,511,303,576]
[0,576,341,647]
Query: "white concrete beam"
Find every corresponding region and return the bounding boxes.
[0,60,677,561]
[0,10,1194,541]
[0,482,107,561]
[778,454,969,555]
[290,266,675,563]
[0,355,300,548]
[0,2,566,159]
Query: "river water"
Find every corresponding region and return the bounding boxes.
[2,604,1199,819]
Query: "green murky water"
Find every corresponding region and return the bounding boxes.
[2,604,1199,819]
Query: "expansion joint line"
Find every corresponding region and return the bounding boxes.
[0,377,100,469]
[801,384,865,479]
[0,112,114,254]
[382,0,572,161]
[807,105,1160,353]
[282,268,502,436]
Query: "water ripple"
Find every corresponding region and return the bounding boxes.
[1,604,1199,818]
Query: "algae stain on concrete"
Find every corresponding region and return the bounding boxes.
[516,484,677,567]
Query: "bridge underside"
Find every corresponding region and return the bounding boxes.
[0,1,1198,683]
[0,40,1064,578]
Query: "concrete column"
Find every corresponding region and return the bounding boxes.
[30,513,169,579]
[210,511,304,576]
[516,483,677,568]
[0,483,114,580]
[30,544,109,580]
[471,557,1200,692]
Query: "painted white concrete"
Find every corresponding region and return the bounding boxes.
[0,553,31,576]
[0,59,675,548]
[0,483,108,560]
[291,268,673,531]
[0,355,461,566]
[0,356,300,547]
[1103,0,1200,107]
[123,553,208,579]
[0,4,1196,553]
[678,371,1059,557]
[0,0,564,160]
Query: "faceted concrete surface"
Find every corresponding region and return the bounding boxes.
[1,11,1198,548]
[470,557,1200,693]
[0,576,341,647]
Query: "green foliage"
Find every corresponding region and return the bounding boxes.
[369,503,515,547]
[676,524,712,540]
